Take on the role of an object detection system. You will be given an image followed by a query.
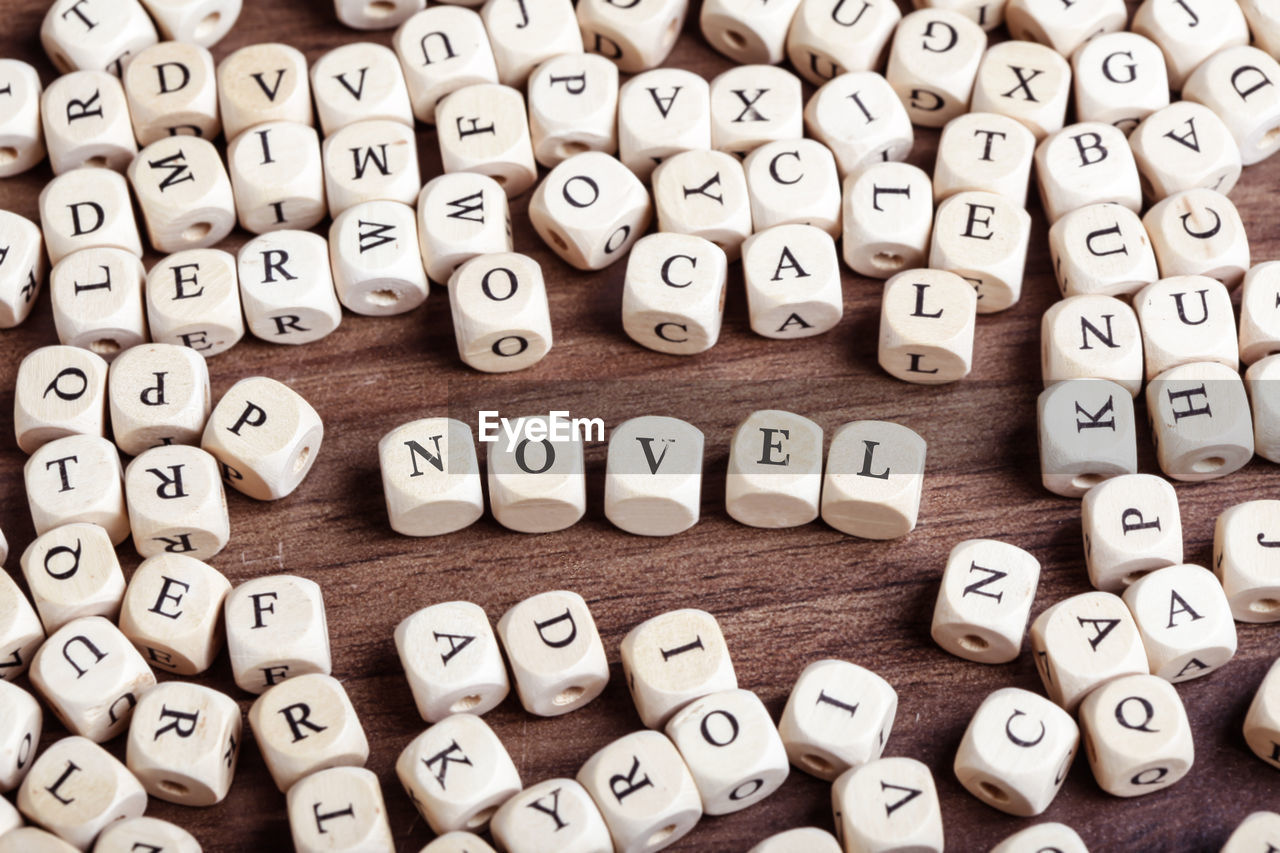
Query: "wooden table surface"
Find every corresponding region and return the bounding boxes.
[2,1,1278,851]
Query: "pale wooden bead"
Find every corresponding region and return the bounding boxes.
[742,224,842,339]
[0,571,46,684]
[13,345,108,454]
[1079,672,1194,796]
[1130,102,1242,200]
[1183,45,1280,165]
[576,730,702,853]
[778,659,895,781]
[395,601,509,722]
[748,827,842,853]
[1122,563,1237,682]
[396,713,522,834]
[0,60,46,177]
[1034,122,1141,223]
[604,415,705,536]
[0,802,17,839]
[109,343,211,456]
[931,539,1039,664]
[803,71,913,179]
[886,9,987,128]
[322,119,422,215]
[1144,189,1250,286]
[971,40,1071,140]
[237,230,343,346]
[122,41,220,145]
[1048,203,1158,298]
[620,233,727,356]
[1004,0,1125,57]
[1246,354,1280,462]
[1240,263,1280,363]
[124,445,229,560]
[0,210,45,328]
[16,736,146,850]
[929,190,1031,313]
[330,200,429,316]
[491,777,613,853]
[989,823,1088,853]
[145,249,245,357]
[420,833,496,853]
[417,173,511,284]
[1081,474,1183,592]
[25,435,129,545]
[1223,812,1280,853]
[129,136,235,253]
[393,8,499,123]
[878,268,977,385]
[448,252,553,373]
[821,420,925,540]
[249,673,369,792]
[786,0,901,87]
[225,574,330,694]
[496,590,609,716]
[216,43,312,140]
[1041,295,1143,395]
[831,758,943,853]
[480,0,582,87]
[708,65,803,158]
[954,687,1078,816]
[912,0,1004,31]
[1133,276,1237,379]
[436,84,537,197]
[40,0,158,77]
[118,552,230,675]
[485,414,585,532]
[652,149,752,261]
[1243,0,1280,57]
[1037,378,1137,497]
[1072,32,1170,135]
[725,410,822,527]
[1245,659,1280,769]
[933,112,1035,206]
[699,0,801,65]
[1029,590,1149,711]
[527,53,618,168]
[1147,361,1253,481]
[743,139,841,235]
[288,767,394,852]
[39,167,143,265]
[30,616,156,742]
[0,680,42,792]
[20,523,125,632]
[1132,0,1249,91]
[138,0,242,46]
[49,248,147,359]
[311,42,414,137]
[619,608,737,729]
[95,817,200,853]
[226,121,328,234]
[0,829,81,853]
[529,152,651,271]
[1215,500,1280,623]
[617,69,711,182]
[576,0,687,73]
[336,0,423,29]
[380,418,483,536]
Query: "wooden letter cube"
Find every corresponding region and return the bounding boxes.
[1034,122,1141,223]
[778,659,896,781]
[617,69,711,181]
[576,0,686,73]
[0,680,41,792]
[1122,563,1236,682]
[831,757,943,853]
[1214,500,1280,623]
[49,248,147,359]
[1247,354,1280,462]
[128,136,235,253]
[334,0,424,29]
[216,43,312,140]
[821,420,925,540]
[0,210,45,328]
[311,42,413,136]
[397,713,522,833]
[125,681,240,805]
[933,112,1035,206]
[699,0,801,65]
[1036,378,1137,497]
[202,376,324,499]
[122,41,220,145]
[0,572,45,684]
[1030,591,1149,711]
[14,345,108,454]
[435,84,537,197]
[237,230,342,346]
[1041,294,1143,394]
[1081,474,1183,592]
[725,410,823,528]
[17,736,146,850]
[480,0,583,87]
[288,766,394,853]
[804,71,913,180]
[395,601,509,722]
[708,65,803,157]
[497,590,609,716]
[448,253,553,373]
[1240,263,1280,364]
[39,168,142,265]
[0,828,84,853]
[1132,0,1248,90]
[138,0,242,46]
[743,138,841,234]
[1244,659,1280,770]
[0,60,45,177]
[486,414,586,533]
[604,415,705,536]
[886,9,987,128]
[227,121,327,234]
[621,233,727,356]
[878,268,977,384]
[380,418,483,537]
[1134,276,1237,379]
[931,539,1040,664]
[322,119,421,215]
[652,149,752,260]
[620,608,736,729]
[748,827,842,853]
[421,833,497,853]
[1079,673,1194,796]
[842,161,933,279]
[330,200,429,316]
[786,0,901,86]
[990,823,1088,853]
[124,445,229,560]
[145,248,245,357]
[1144,189,1250,286]
[40,0,157,77]
[929,189,1031,312]
[393,7,499,123]
[417,173,511,284]
[1147,361,1253,481]
[225,574,331,693]
[491,778,612,853]
[1184,45,1280,166]
[1130,102,1242,200]
[971,39,1071,140]
[20,523,125,632]
[25,434,129,544]
[1004,0,1125,56]
[1223,812,1280,853]
[528,53,618,168]
[108,342,212,455]
[1071,32,1170,134]
[249,673,369,791]
[95,818,200,853]
[118,552,231,675]
[742,224,843,339]
[1048,203,1158,298]
[529,152,651,271]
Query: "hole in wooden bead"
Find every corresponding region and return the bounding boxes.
[1122,569,1153,585]
[465,806,497,829]
[648,824,678,846]
[368,289,400,306]
[183,222,212,243]
[553,686,584,706]
[367,0,398,16]
[978,781,1009,803]
[1071,472,1104,491]
[723,29,747,51]
[90,338,120,356]
[664,16,680,43]
[556,140,590,160]
[194,11,222,39]
[1250,597,1280,615]
[549,229,570,252]
[800,753,833,775]
[293,445,311,473]
[1191,455,1226,474]
[491,173,508,187]
[0,147,17,166]
[85,155,108,168]
[872,251,905,271]
[450,694,484,712]
[159,779,189,796]
[958,634,989,653]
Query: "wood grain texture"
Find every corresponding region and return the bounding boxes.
[2,2,1278,851]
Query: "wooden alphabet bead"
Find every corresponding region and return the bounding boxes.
[620,608,736,729]
[17,736,146,850]
[124,445,229,560]
[0,791,19,833]
[971,40,1071,140]
[448,252,552,373]
[40,0,157,77]
[652,150,752,260]
[803,71,913,179]
[743,138,841,235]
[20,523,125,632]
[576,730,702,852]
[1034,122,1142,223]
[49,248,147,359]
[0,210,44,329]
[1048,203,1158,298]
[1139,107,1242,210]
[118,552,230,674]
[322,119,421,215]
[742,224,842,339]
[216,43,312,140]
[932,112,1035,206]
[1243,0,1280,55]
[954,687,1078,816]
[1134,276,1237,379]
[748,827,842,853]
[312,42,414,136]
[1030,591,1149,711]
[395,601,509,722]
[481,0,582,87]
[226,121,327,234]
[249,673,369,792]
[122,41,220,145]
[421,833,497,853]
[604,415,705,536]
[1147,361,1253,481]
[929,190,1031,312]
[1041,295,1143,394]
[108,343,211,455]
[1037,379,1137,497]
[821,420,925,540]
[1223,812,1280,853]
[1071,32,1170,135]
[335,0,423,29]
[1246,355,1280,462]
[0,60,46,177]
[435,84,537,197]
[931,539,1040,664]
[1184,46,1280,166]
[330,200,429,316]
[145,249,245,357]
[1244,659,1280,770]
[237,230,343,346]
[990,823,1088,853]
[25,435,129,544]
[30,616,156,742]
[1132,0,1248,91]
[417,173,511,284]
[1081,474,1183,592]
[1122,563,1236,682]
[778,659,895,781]
[1213,500,1280,622]
[1079,673,1193,796]
[617,69,711,181]
[1240,263,1280,364]
[725,410,822,527]
[621,233,727,356]
[708,65,803,158]
[886,9,987,128]
[576,0,687,73]
[1144,189,1250,286]
[786,0,901,87]
[878,268,977,385]
[491,778,612,853]
[0,680,41,792]
[698,0,801,65]
[39,167,143,266]
[393,8,499,123]
[288,766,394,852]
[528,152,651,271]
[0,829,82,853]
[13,345,108,454]
[527,53,619,168]
[225,574,331,693]
[397,713,522,834]
[485,414,585,532]
[497,590,609,716]
[129,136,235,253]
[380,418,483,536]
[1004,0,1125,57]
[95,817,200,853]
[0,571,45,684]
[138,0,242,46]
[831,758,943,853]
